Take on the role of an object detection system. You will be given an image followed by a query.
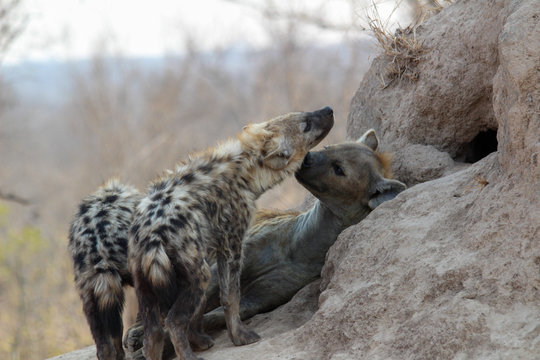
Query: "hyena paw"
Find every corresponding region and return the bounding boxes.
[123,323,144,353]
[202,311,226,331]
[189,330,215,351]
[127,348,146,360]
[231,327,261,346]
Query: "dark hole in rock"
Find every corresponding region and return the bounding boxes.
[455,129,498,163]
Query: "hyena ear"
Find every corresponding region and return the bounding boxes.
[357,129,378,151]
[263,140,293,170]
[368,178,406,210]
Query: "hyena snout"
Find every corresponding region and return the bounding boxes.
[302,152,315,169]
[300,150,324,169]
[305,106,334,145]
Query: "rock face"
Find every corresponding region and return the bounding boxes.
[51,0,539,359]
[310,155,539,359]
[347,0,539,186]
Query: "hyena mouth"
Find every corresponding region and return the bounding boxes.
[314,127,331,144]
[308,106,334,146]
[294,172,328,194]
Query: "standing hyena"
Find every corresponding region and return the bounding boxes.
[129,107,334,360]
[68,179,141,360]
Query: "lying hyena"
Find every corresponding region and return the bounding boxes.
[124,130,406,359]
[129,107,333,360]
[69,179,141,360]
[202,129,406,329]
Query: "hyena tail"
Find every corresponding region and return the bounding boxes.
[140,241,172,288]
[93,271,124,311]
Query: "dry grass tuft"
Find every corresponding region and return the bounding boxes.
[367,0,454,88]
[369,18,425,87]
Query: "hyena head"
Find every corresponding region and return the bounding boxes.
[295,129,406,226]
[240,107,334,178]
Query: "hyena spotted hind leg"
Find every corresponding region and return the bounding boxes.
[68,179,141,360]
[164,285,205,360]
[82,290,125,360]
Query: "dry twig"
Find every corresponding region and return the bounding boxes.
[0,190,30,205]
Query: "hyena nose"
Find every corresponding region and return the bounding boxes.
[302,152,314,167]
[312,106,333,117]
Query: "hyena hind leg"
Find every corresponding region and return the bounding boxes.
[164,263,212,360]
[188,260,215,351]
[82,293,125,360]
[188,293,215,351]
[123,309,212,359]
[137,295,165,360]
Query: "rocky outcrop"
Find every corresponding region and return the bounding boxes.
[306,155,539,359]
[51,0,539,359]
[492,0,540,182]
[346,0,536,186]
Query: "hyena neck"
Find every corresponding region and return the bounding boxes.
[289,201,346,266]
[217,138,292,198]
[246,165,292,198]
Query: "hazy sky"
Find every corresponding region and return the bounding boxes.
[6,0,406,64]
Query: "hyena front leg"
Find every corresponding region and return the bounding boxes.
[203,296,266,332]
[216,250,260,346]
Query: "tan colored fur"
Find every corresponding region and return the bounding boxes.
[376,151,394,178]
[94,272,124,310]
[129,108,333,360]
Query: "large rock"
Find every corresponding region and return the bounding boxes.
[52,0,539,359]
[308,155,540,359]
[347,0,523,185]
[492,0,540,181]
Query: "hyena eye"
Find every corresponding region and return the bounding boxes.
[304,119,312,132]
[278,149,291,158]
[333,164,345,176]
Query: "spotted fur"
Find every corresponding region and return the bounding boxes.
[68,179,141,360]
[129,108,333,360]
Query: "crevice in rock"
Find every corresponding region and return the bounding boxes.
[454,129,498,163]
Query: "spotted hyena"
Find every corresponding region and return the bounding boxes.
[129,107,333,360]
[68,179,141,360]
[123,130,407,360]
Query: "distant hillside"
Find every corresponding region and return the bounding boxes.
[2,41,373,108]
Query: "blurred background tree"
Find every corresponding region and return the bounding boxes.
[0,0,26,145]
[0,0,27,62]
